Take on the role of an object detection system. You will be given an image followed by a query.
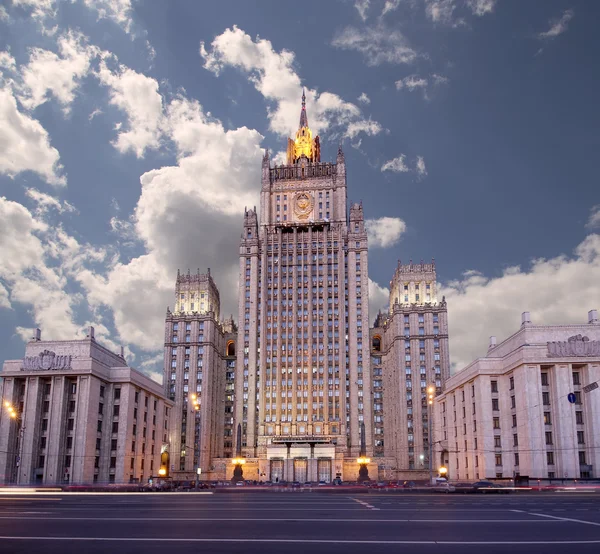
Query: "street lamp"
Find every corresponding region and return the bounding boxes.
[427,385,435,485]
[191,394,201,489]
[3,402,24,484]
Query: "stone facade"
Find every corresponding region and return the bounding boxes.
[434,310,600,480]
[370,261,450,478]
[0,328,172,485]
[235,97,372,483]
[163,270,238,480]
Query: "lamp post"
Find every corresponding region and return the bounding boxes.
[231,423,245,483]
[427,386,435,485]
[191,394,201,489]
[4,401,24,484]
[356,421,370,482]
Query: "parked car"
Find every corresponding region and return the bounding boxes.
[433,482,456,494]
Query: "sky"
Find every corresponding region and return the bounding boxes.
[0,0,599,380]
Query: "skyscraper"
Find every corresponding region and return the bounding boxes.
[236,92,373,482]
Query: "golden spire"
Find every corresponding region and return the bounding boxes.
[287,90,321,165]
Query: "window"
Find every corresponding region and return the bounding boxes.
[112,422,119,433]
[491,380,498,393]
[509,376,514,390]
[495,454,502,466]
[576,411,583,424]
[67,418,74,431]
[113,405,120,416]
[577,431,585,444]
[579,451,587,465]
[510,396,516,409]
[114,388,121,400]
[492,399,499,411]
[575,391,582,404]
[513,434,518,447]
[547,452,554,465]
[100,385,105,398]
[545,431,553,445]
[573,372,580,385]
[542,392,550,405]
[493,417,500,429]
[66,436,73,449]
[541,372,549,386]
[514,453,519,466]
[544,412,551,425]
[512,414,517,427]
[494,436,501,448]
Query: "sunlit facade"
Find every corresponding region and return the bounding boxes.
[235,95,373,482]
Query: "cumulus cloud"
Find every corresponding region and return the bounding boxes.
[366,216,407,248]
[0,86,66,185]
[0,5,9,21]
[12,0,56,27]
[200,26,382,141]
[332,24,417,66]
[75,89,264,351]
[440,233,600,371]
[538,9,574,39]
[17,31,99,113]
[369,278,390,321]
[425,0,459,25]
[96,58,164,157]
[381,154,410,173]
[357,92,370,105]
[586,205,600,229]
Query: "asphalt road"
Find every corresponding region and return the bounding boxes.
[1,491,600,553]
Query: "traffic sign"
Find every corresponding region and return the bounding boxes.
[583,381,598,394]
[567,392,576,404]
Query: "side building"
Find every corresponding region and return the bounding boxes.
[163,269,238,480]
[0,327,172,485]
[371,260,450,479]
[434,310,600,481]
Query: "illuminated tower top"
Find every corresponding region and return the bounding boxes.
[173,268,220,320]
[286,89,321,164]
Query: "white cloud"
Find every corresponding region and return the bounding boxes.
[369,278,389,321]
[96,58,164,157]
[395,75,428,91]
[539,9,574,40]
[332,24,417,66]
[17,31,99,113]
[440,233,600,371]
[357,92,370,105]
[416,155,427,177]
[382,0,401,16]
[465,0,497,16]
[366,216,407,248]
[83,0,134,35]
[344,119,383,139]
[586,205,600,229]
[0,6,9,22]
[25,188,77,215]
[432,73,449,86]
[201,26,382,141]
[0,282,10,310]
[355,0,370,21]
[12,0,56,21]
[381,154,410,173]
[425,0,459,25]
[88,107,103,121]
[0,51,16,72]
[0,85,66,185]
[75,91,265,352]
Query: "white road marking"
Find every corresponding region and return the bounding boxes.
[0,516,565,523]
[351,497,380,510]
[0,536,599,545]
[527,512,600,527]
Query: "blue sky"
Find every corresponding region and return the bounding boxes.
[0,0,598,377]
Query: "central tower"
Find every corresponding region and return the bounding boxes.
[236,93,373,483]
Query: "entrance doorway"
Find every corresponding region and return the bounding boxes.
[293,458,308,483]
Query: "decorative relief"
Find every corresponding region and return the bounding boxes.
[22,349,72,371]
[547,335,600,357]
[294,192,314,220]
